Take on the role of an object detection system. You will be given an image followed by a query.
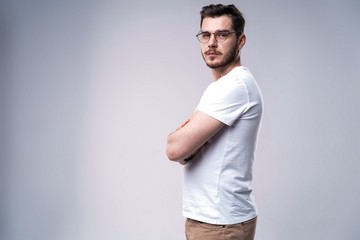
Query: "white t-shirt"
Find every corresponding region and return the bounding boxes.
[183,66,263,224]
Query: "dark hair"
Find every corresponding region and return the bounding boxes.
[200,4,245,38]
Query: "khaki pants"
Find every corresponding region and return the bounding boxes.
[185,217,257,240]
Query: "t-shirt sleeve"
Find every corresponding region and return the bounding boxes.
[196,80,250,126]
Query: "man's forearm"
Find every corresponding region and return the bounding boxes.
[166,119,195,162]
[166,111,225,163]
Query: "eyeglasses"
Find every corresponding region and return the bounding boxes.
[196,30,239,43]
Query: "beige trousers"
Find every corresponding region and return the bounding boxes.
[185,217,257,240]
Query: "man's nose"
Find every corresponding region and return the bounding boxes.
[208,34,217,47]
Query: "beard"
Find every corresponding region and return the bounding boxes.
[202,43,239,69]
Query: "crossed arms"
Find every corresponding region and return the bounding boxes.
[166,110,225,165]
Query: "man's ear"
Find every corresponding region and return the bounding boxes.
[238,34,246,51]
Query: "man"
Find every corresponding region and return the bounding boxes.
[166,4,263,240]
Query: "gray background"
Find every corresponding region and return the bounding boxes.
[1,0,360,239]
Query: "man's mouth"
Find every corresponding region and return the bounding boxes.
[206,50,221,56]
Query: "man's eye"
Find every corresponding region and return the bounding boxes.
[218,32,229,37]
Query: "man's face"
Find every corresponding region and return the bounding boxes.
[200,15,240,70]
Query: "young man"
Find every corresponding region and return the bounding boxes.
[166,4,263,240]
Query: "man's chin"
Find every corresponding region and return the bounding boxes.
[206,62,222,69]
[205,59,216,67]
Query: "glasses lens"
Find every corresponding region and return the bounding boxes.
[215,32,228,42]
[197,32,210,43]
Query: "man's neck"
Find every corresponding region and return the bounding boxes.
[211,60,241,81]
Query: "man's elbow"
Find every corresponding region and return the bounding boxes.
[166,147,180,161]
[166,144,185,162]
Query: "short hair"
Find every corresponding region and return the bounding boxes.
[200,4,245,38]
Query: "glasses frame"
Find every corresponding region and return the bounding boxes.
[196,30,240,43]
